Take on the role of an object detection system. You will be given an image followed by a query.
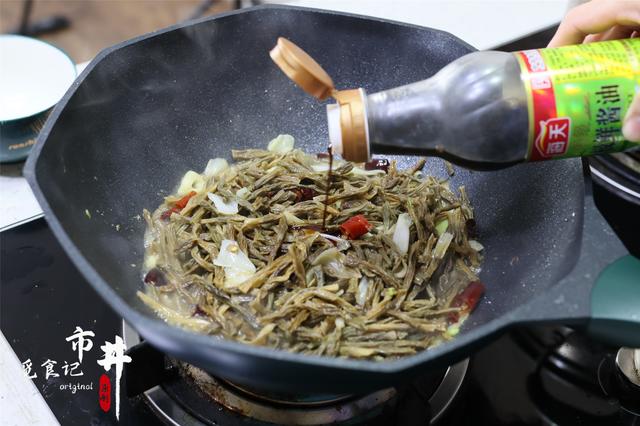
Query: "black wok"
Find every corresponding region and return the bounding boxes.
[24,5,640,393]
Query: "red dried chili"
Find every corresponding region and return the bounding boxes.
[340,215,372,239]
[175,191,197,209]
[161,191,197,220]
[160,207,179,221]
[448,281,485,322]
[144,268,168,286]
[293,187,316,203]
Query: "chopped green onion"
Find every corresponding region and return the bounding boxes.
[435,218,448,236]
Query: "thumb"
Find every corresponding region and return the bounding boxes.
[622,93,640,142]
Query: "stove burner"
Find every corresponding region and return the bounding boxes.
[216,378,354,407]
[176,362,396,425]
[516,327,640,424]
[123,322,468,425]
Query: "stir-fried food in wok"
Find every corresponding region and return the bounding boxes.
[140,135,484,360]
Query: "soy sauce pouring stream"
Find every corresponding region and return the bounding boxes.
[321,145,333,231]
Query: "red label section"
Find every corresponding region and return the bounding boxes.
[99,374,111,413]
[537,117,571,157]
[518,50,565,161]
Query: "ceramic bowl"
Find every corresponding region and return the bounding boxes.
[0,35,76,162]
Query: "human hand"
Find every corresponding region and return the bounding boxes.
[549,0,640,141]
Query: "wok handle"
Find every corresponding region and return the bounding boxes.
[587,255,640,347]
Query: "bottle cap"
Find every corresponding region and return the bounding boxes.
[269,37,335,100]
[270,37,369,162]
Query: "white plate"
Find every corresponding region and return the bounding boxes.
[0,35,77,122]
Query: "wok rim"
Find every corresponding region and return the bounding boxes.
[23,4,587,377]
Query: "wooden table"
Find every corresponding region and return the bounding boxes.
[0,0,232,63]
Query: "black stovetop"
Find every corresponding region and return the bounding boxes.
[1,217,637,425]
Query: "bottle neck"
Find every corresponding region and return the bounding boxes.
[366,79,444,156]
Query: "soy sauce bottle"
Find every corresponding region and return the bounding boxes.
[270,37,640,169]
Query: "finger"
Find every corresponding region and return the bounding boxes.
[548,0,640,47]
[598,24,638,41]
[584,25,637,43]
[584,33,604,43]
[622,94,640,142]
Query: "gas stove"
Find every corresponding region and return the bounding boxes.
[2,209,638,425]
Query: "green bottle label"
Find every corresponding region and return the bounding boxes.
[514,39,640,161]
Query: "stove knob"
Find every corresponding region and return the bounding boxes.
[616,347,640,388]
[613,347,640,418]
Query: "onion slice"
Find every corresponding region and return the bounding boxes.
[204,158,229,177]
[468,240,484,252]
[392,213,412,255]
[312,247,342,266]
[177,171,205,196]
[351,167,386,176]
[235,187,250,199]
[311,163,330,172]
[214,240,256,288]
[433,232,454,259]
[208,193,239,215]
[356,276,369,307]
[267,134,295,153]
[319,233,344,244]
